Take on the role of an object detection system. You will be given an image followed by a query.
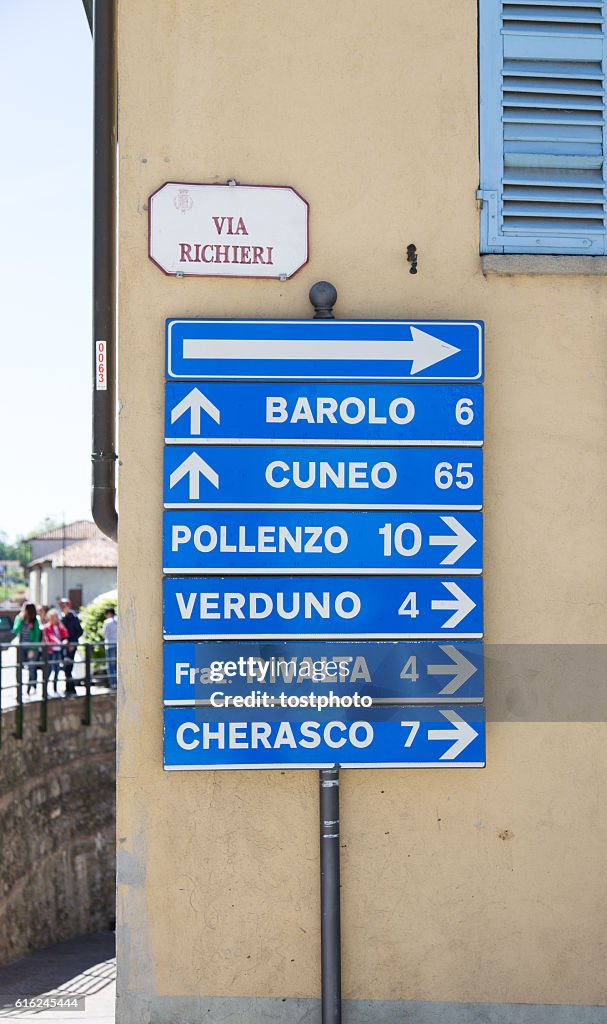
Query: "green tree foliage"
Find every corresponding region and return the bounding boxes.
[0,532,31,569]
[80,591,117,678]
[0,518,65,569]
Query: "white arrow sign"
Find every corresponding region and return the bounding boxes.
[428,709,478,759]
[431,581,476,629]
[408,328,460,374]
[428,645,478,695]
[170,388,221,435]
[183,328,460,375]
[169,452,219,499]
[429,515,477,566]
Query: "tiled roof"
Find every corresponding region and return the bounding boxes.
[29,537,118,569]
[28,520,98,542]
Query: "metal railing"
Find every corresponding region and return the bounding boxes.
[0,641,117,746]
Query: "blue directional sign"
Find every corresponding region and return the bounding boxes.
[162,314,486,772]
[164,705,486,770]
[163,575,483,640]
[163,641,484,704]
[162,510,482,574]
[165,381,484,446]
[163,446,483,510]
[167,319,484,382]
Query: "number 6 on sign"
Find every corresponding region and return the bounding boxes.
[455,397,474,424]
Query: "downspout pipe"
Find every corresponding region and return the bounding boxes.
[81,0,93,33]
[89,0,118,541]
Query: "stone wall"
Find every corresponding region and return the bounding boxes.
[0,694,116,966]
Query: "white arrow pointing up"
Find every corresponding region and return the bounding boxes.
[428,710,478,760]
[183,330,460,374]
[428,645,478,695]
[170,388,220,434]
[429,515,477,566]
[169,452,219,498]
[431,581,476,629]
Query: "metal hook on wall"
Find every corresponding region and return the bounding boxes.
[406,243,418,275]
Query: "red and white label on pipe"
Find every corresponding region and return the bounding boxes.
[96,340,107,391]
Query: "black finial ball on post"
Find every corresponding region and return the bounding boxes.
[309,281,337,320]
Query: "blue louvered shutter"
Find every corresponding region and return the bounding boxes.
[479,0,607,254]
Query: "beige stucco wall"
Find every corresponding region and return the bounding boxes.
[116,1,607,1019]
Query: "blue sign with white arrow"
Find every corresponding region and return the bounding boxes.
[163,640,485,704]
[162,510,482,574]
[162,314,486,771]
[163,575,482,640]
[165,381,484,446]
[163,704,486,770]
[166,319,484,382]
[163,446,482,510]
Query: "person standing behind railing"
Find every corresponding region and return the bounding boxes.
[12,602,42,696]
[58,598,83,697]
[102,606,118,689]
[42,609,68,695]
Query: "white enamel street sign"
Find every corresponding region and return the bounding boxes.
[148,183,309,279]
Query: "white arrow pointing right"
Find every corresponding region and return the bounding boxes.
[429,516,477,566]
[431,581,476,629]
[169,452,219,499]
[182,330,460,374]
[428,644,478,695]
[171,387,221,434]
[408,327,461,375]
[428,710,478,759]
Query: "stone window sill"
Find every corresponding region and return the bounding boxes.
[481,255,607,276]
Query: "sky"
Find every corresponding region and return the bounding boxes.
[0,0,93,542]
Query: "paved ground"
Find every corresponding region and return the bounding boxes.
[0,933,115,1024]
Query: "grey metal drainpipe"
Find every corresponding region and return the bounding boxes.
[81,0,92,32]
[84,0,118,541]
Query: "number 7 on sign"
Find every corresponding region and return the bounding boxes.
[400,721,420,747]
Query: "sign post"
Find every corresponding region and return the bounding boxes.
[312,285,342,1024]
[161,282,485,1024]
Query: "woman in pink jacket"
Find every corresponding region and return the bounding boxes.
[42,609,68,695]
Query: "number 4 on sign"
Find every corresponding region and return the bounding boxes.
[400,656,419,682]
[398,593,419,617]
